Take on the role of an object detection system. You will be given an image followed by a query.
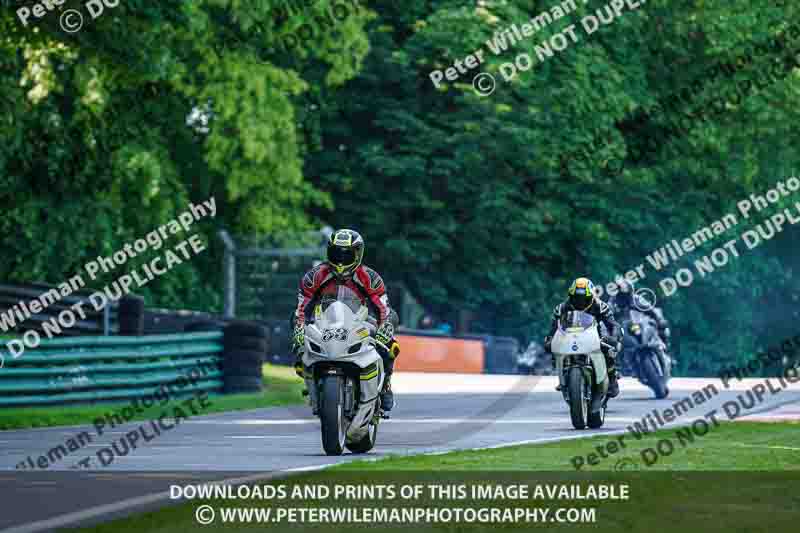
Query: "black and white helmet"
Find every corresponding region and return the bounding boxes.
[326,229,364,280]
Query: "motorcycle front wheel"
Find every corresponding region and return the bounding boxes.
[567,367,588,430]
[346,420,378,454]
[320,375,346,455]
[587,401,606,429]
[642,356,668,399]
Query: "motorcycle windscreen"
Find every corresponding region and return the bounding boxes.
[621,309,655,344]
[558,310,596,332]
[317,286,367,324]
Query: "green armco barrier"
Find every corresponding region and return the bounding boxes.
[0,332,224,407]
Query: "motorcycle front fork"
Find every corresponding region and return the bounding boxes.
[307,375,357,417]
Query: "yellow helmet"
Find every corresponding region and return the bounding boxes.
[568,277,596,311]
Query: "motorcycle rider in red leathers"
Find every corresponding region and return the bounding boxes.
[291,229,400,410]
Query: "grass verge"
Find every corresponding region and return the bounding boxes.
[0,363,304,431]
[331,421,800,471]
[70,422,800,533]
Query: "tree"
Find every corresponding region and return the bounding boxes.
[308,0,800,374]
[0,0,372,308]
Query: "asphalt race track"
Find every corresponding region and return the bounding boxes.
[1,373,798,532]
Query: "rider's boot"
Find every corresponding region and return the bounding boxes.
[380,374,394,411]
[379,350,396,412]
[607,370,620,398]
[294,352,317,412]
[552,352,563,391]
[606,357,620,398]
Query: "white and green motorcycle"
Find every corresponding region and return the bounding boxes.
[551,310,617,430]
[301,288,386,455]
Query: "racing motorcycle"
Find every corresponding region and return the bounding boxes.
[619,309,670,399]
[301,288,386,456]
[551,310,616,430]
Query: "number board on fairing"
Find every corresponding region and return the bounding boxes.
[322,328,347,342]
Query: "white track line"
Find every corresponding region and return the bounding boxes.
[226,436,295,439]
[731,443,800,451]
[184,420,316,425]
[185,417,640,425]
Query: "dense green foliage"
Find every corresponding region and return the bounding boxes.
[0,0,371,308]
[1,0,799,375]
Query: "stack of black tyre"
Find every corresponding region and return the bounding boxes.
[222,321,270,394]
[183,319,270,394]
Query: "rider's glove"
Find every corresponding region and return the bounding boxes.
[376,321,394,346]
[291,325,305,378]
[291,324,305,355]
[294,359,305,379]
[387,339,400,359]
